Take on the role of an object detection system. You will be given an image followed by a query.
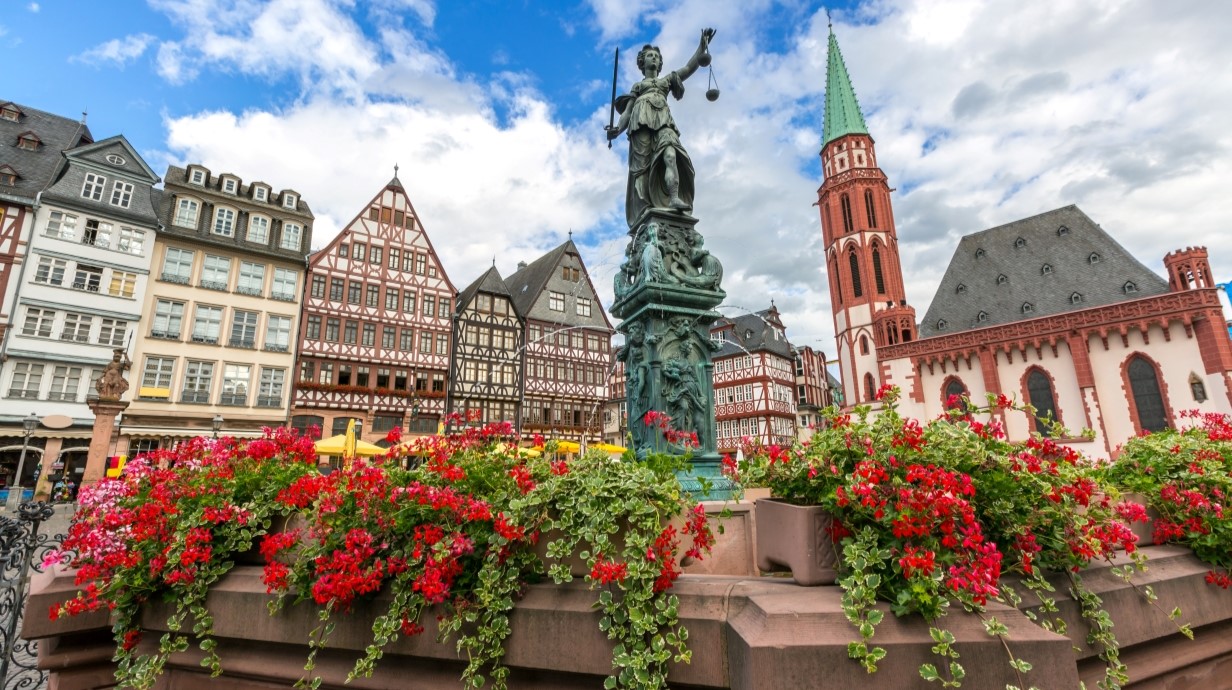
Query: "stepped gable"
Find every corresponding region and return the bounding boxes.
[0,100,93,203]
[918,205,1169,338]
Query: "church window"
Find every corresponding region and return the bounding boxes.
[1057,225,1070,236]
[996,274,1008,285]
[1190,373,1207,402]
[848,250,863,297]
[1041,264,1053,275]
[1123,281,1138,294]
[840,194,854,233]
[1070,292,1083,304]
[1014,237,1027,248]
[943,378,968,410]
[977,311,988,323]
[860,335,869,355]
[956,283,967,294]
[1088,252,1101,264]
[832,257,842,304]
[1026,369,1058,437]
[975,248,986,259]
[1022,302,1034,314]
[864,190,877,228]
[936,319,948,330]
[872,246,886,294]
[864,373,876,402]
[1128,355,1168,432]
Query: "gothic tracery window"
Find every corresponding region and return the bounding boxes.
[1128,355,1168,432]
[1026,369,1058,437]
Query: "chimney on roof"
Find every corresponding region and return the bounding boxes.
[517,261,528,271]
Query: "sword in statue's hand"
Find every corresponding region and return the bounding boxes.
[605,47,619,149]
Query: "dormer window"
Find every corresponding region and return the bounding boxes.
[1041,263,1053,275]
[222,178,238,194]
[1124,281,1139,294]
[0,165,17,186]
[1088,252,1101,264]
[212,207,236,237]
[1057,225,1070,236]
[253,186,268,202]
[0,105,20,122]
[996,274,1008,285]
[16,132,40,151]
[956,283,967,294]
[81,172,106,201]
[977,311,988,323]
[282,193,297,210]
[1022,302,1034,314]
[936,319,948,330]
[1070,292,1083,304]
[1014,236,1027,248]
[974,248,986,259]
[189,168,207,185]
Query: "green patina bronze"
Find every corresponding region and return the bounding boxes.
[607,28,736,500]
[822,27,869,146]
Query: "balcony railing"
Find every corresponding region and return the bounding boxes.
[199,280,228,291]
[191,334,219,345]
[151,330,181,340]
[229,337,256,349]
[263,343,289,353]
[256,395,282,408]
[71,281,100,292]
[81,236,110,249]
[271,291,297,302]
[219,394,247,406]
[236,286,263,297]
[59,333,90,343]
[46,392,76,402]
[7,389,38,399]
[180,391,210,404]
[160,272,190,285]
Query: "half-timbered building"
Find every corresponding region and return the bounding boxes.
[794,345,838,442]
[602,346,627,445]
[448,266,524,426]
[711,305,798,452]
[292,174,455,443]
[122,163,312,453]
[505,239,614,445]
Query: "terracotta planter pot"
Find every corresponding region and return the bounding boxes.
[1121,492,1161,547]
[754,498,838,585]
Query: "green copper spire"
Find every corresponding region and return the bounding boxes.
[822,27,869,146]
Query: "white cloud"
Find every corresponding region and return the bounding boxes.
[27,3,39,13]
[73,33,156,67]
[150,0,1232,367]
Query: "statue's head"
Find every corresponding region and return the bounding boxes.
[628,322,643,338]
[637,44,662,76]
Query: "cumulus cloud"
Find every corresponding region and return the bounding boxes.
[27,3,39,13]
[73,33,156,67]
[146,0,1232,364]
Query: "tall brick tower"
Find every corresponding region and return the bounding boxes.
[817,26,914,407]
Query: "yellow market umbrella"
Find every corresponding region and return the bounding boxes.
[590,443,627,455]
[345,418,357,457]
[314,434,386,457]
[536,440,580,454]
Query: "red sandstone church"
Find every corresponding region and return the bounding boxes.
[818,30,1232,459]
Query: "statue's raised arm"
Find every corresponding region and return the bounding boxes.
[608,28,716,229]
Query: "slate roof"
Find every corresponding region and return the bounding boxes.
[712,306,795,359]
[0,100,92,205]
[504,241,572,317]
[456,265,511,314]
[918,205,1169,338]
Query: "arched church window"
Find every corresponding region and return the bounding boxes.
[832,257,843,304]
[864,189,877,228]
[1190,373,1207,402]
[864,373,876,402]
[1128,355,1168,432]
[849,250,863,297]
[841,194,854,233]
[944,378,968,410]
[1026,369,1058,437]
[860,335,869,355]
[872,246,886,294]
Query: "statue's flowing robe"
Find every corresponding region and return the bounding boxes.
[625,72,696,228]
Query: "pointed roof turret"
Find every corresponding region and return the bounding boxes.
[822,27,869,146]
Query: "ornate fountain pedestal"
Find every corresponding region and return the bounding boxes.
[612,210,736,500]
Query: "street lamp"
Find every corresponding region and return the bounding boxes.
[211,414,224,439]
[7,412,39,511]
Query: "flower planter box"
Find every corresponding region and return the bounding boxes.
[534,515,692,577]
[1122,492,1161,547]
[754,498,838,585]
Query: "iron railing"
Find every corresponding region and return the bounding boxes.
[0,502,66,689]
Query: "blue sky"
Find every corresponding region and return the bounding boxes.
[4,1,1231,352]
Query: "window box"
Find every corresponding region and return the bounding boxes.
[229,338,256,349]
[236,286,263,297]
[161,273,190,285]
[200,280,228,291]
[271,291,297,302]
[263,344,289,353]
